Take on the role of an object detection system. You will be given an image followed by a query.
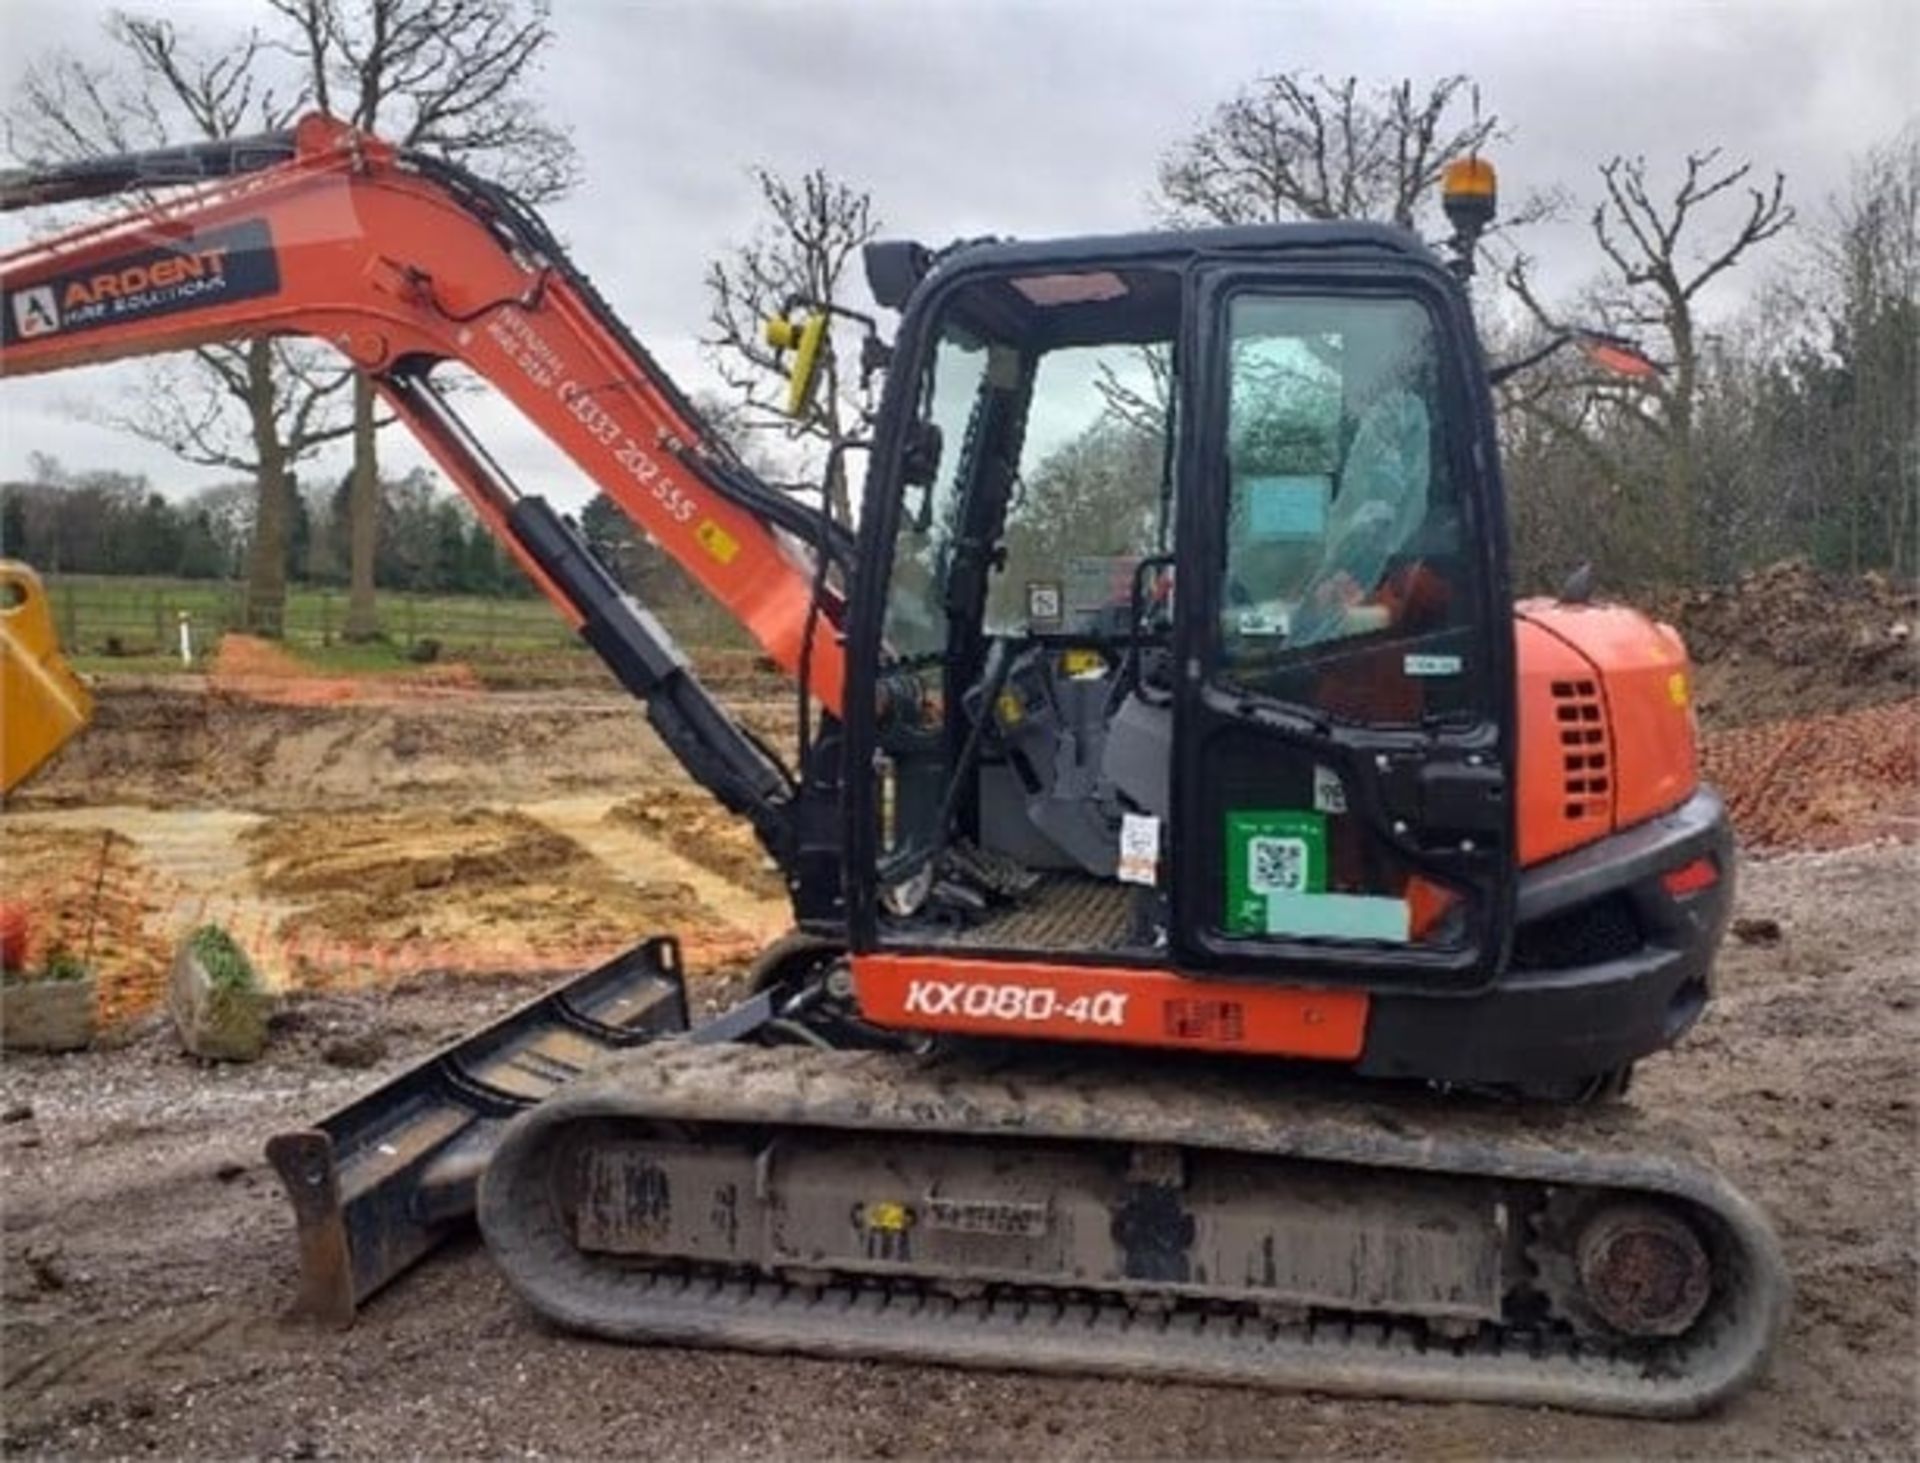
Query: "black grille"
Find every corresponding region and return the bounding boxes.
[1512,893,1643,970]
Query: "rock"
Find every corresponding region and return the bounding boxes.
[91,1009,168,1052]
[24,1245,67,1292]
[2,1102,33,1124]
[168,944,272,1063]
[1732,916,1783,946]
[321,1031,388,1070]
[0,974,97,1053]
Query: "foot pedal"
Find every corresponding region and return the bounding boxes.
[945,840,1042,899]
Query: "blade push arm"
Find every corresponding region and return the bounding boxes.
[0,113,847,713]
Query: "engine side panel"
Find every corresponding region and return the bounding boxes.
[1514,600,1699,865]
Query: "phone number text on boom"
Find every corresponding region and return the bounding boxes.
[485,313,697,524]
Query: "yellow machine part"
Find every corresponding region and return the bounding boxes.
[0,561,92,796]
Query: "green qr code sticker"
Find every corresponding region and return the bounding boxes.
[1223,809,1326,935]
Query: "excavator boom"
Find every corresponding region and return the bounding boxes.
[1,115,852,1313]
[0,115,846,713]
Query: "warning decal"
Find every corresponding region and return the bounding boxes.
[2,218,280,347]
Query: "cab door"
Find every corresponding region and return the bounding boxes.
[1170,261,1517,990]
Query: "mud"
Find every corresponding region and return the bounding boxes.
[245,805,753,975]
[607,785,787,899]
[207,634,485,707]
[1703,698,1920,850]
[14,681,675,812]
[0,842,1912,1459]
[6,684,790,1013]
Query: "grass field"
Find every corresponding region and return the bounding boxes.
[44,574,749,675]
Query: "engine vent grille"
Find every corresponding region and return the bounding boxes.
[1512,891,1643,970]
[1551,678,1611,824]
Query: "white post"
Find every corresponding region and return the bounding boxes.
[177,610,193,666]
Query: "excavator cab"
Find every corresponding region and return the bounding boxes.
[838,227,1517,1054]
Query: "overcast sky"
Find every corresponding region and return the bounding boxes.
[1,0,1913,506]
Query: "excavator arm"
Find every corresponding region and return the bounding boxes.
[1,113,848,862]
[0,113,875,1319]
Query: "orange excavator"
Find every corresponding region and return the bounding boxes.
[0,116,1786,1415]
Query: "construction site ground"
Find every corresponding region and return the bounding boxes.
[3,566,1915,1459]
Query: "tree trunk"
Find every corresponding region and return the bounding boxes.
[1664,316,1699,583]
[824,451,852,530]
[345,374,381,640]
[243,339,291,637]
[821,389,853,528]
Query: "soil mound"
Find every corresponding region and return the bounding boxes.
[1703,698,1920,851]
[210,634,482,706]
[1660,559,1915,726]
[606,787,785,899]
[243,806,751,976]
[19,684,664,811]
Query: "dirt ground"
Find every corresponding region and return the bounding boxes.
[608,786,789,900]
[2,583,1916,1459]
[1,843,1909,1460]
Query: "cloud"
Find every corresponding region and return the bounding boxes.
[2,0,1912,502]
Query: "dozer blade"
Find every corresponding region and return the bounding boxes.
[267,937,689,1325]
[479,1042,1790,1418]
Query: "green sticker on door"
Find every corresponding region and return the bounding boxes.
[1224,809,1327,934]
[1223,808,1413,942]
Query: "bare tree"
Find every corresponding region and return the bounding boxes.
[265,0,578,639]
[8,5,574,636]
[1506,149,1792,580]
[8,15,349,633]
[1158,73,1500,230]
[1093,346,1175,438]
[704,167,881,528]
[1134,74,1508,470]
[1816,130,1918,576]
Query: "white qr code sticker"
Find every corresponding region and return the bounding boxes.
[1248,835,1309,894]
[1313,764,1346,814]
[1117,812,1160,886]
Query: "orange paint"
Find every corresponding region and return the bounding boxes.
[1513,615,1615,864]
[1516,601,1697,865]
[0,112,844,715]
[853,954,1369,1059]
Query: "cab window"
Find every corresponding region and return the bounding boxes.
[984,343,1171,636]
[1218,294,1465,697]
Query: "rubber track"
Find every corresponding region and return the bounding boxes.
[479,1042,1789,1417]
